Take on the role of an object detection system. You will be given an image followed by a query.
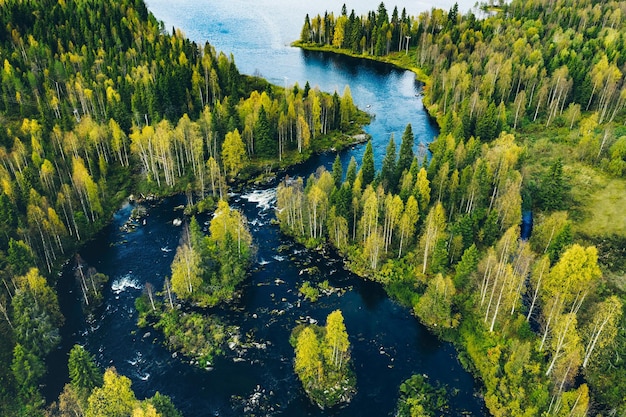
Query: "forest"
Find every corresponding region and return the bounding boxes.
[288,0,626,416]
[0,0,366,415]
[1,0,625,415]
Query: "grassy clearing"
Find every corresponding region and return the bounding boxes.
[515,124,625,284]
[564,164,626,286]
[515,125,625,237]
[569,168,626,237]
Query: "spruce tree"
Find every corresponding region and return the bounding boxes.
[68,344,103,403]
[396,124,415,180]
[255,106,275,158]
[360,141,375,187]
[332,154,343,187]
[539,159,567,211]
[379,135,397,191]
[151,392,183,417]
[301,14,312,42]
[345,156,357,186]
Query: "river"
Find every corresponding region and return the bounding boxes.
[50,1,487,416]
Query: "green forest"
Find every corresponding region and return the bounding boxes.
[1,0,625,415]
[288,0,626,416]
[0,0,366,415]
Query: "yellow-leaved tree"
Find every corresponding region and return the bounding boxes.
[221,129,246,179]
[295,326,322,386]
[86,368,136,417]
[170,241,202,300]
[292,309,354,408]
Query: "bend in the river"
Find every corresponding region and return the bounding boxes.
[50,1,487,416]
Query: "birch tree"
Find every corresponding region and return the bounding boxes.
[397,195,418,258]
[526,255,550,322]
[581,296,622,368]
[170,239,202,300]
[415,274,457,328]
[221,129,246,179]
[382,193,403,253]
[418,202,446,275]
[324,310,350,371]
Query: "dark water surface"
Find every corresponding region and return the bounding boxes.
[49,1,487,416]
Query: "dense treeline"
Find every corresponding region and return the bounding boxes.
[295,2,626,415]
[0,0,365,415]
[277,125,622,416]
[278,127,523,278]
[300,0,626,176]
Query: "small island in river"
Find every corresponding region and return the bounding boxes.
[291,310,356,409]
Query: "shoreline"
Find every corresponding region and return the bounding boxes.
[292,41,431,84]
[293,41,445,133]
[290,40,496,413]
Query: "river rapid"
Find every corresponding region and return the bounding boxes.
[50,1,487,416]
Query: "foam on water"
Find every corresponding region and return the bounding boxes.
[127,351,144,367]
[240,188,276,212]
[111,273,142,294]
[138,372,151,381]
[249,218,264,227]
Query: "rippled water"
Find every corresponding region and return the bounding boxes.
[48,1,488,416]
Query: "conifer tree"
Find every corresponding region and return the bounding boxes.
[360,141,375,187]
[301,14,312,43]
[332,154,343,187]
[255,106,275,158]
[379,135,397,191]
[68,344,103,404]
[396,124,414,180]
[345,156,357,186]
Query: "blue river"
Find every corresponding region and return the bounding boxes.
[49,1,487,416]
